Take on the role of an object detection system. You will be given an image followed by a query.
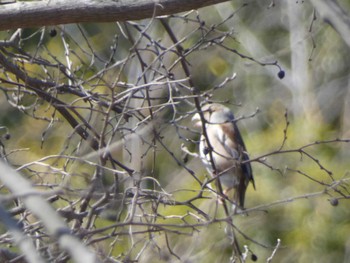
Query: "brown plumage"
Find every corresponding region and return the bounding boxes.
[192,103,255,209]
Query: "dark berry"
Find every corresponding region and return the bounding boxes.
[251,254,258,261]
[49,29,57,37]
[278,70,285,79]
[330,198,339,206]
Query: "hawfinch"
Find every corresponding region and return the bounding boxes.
[192,103,255,209]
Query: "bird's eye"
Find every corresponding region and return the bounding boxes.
[203,147,210,155]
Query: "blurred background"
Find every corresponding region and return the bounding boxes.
[0,1,350,262]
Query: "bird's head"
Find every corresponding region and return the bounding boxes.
[192,103,234,128]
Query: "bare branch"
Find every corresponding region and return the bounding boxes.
[0,0,231,31]
[310,0,350,48]
[0,161,99,263]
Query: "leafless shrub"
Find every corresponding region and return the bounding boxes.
[0,3,349,262]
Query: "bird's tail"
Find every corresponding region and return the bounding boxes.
[223,186,246,214]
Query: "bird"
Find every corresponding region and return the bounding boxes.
[192,103,255,211]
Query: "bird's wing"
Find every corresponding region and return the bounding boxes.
[231,122,255,189]
[217,121,255,186]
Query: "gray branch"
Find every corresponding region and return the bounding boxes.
[0,161,99,263]
[0,0,229,31]
[310,0,350,48]
[0,205,45,263]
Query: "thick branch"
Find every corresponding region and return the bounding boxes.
[310,0,350,48]
[0,161,98,263]
[0,0,229,31]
